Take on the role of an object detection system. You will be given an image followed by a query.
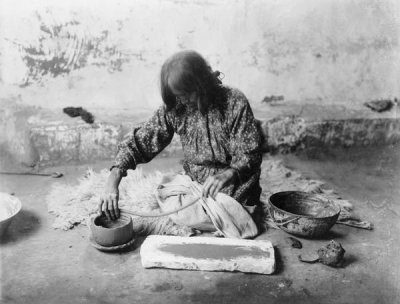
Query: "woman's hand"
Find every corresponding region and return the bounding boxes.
[98,189,119,220]
[98,168,124,220]
[202,168,238,200]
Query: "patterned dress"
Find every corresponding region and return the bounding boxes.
[111,86,262,208]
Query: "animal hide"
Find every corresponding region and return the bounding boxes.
[46,158,371,236]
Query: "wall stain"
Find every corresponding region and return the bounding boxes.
[16,12,129,86]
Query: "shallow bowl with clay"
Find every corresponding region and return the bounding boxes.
[268,191,341,238]
[0,192,22,237]
[89,212,134,247]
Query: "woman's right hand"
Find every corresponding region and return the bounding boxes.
[98,168,124,220]
[98,188,120,220]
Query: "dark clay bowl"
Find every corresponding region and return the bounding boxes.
[268,191,341,238]
[89,212,134,247]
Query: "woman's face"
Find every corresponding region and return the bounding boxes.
[170,87,198,107]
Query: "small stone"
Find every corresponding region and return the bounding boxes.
[298,253,319,264]
[288,237,302,249]
[364,99,394,112]
[317,240,345,267]
[298,240,345,267]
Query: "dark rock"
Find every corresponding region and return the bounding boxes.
[261,95,284,103]
[364,99,394,112]
[63,107,83,117]
[63,107,95,124]
[298,240,345,267]
[80,110,95,124]
[288,236,302,249]
[317,240,345,267]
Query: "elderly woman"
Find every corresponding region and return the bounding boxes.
[99,50,263,233]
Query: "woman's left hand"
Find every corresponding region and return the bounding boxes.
[202,168,238,200]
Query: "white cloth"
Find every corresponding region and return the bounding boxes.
[155,174,258,239]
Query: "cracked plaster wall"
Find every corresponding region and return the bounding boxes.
[0,0,399,165]
[0,0,399,111]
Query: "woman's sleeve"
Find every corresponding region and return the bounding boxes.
[228,90,262,182]
[110,106,175,176]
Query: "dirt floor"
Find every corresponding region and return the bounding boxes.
[1,144,399,304]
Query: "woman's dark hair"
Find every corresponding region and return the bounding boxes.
[160,50,224,114]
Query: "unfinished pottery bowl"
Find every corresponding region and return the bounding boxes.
[0,192,22,237]
[89,212,134,247]
[268,191,340,238]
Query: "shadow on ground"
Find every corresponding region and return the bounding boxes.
[0,209,41,245]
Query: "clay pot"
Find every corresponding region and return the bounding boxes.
[90,213,134,247]
[268,191,341,238]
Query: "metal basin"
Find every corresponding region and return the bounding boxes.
[0,193,22,237]
[268,191,341,238]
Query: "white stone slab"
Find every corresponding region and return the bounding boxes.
[140,235,275,274]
